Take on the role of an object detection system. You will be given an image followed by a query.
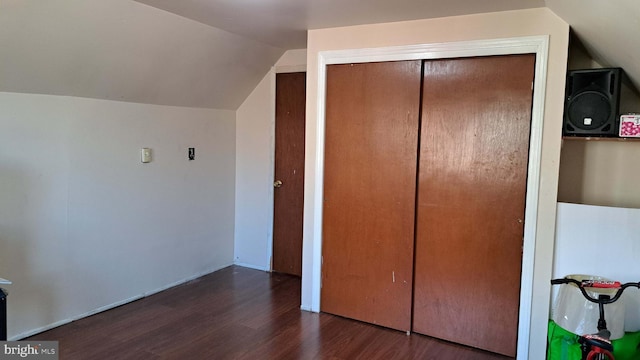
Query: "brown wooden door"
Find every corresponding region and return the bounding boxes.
[272,72,306,276]
[412,55,535,356]
[321,61,421,331]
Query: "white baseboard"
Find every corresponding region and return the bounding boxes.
[300,305,315,312]
[233,261,270,272]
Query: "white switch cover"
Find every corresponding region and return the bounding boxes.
[141,148,152,163]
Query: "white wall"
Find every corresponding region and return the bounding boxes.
[234,73,274,270]
[553,202,640,332]
[0,92,236,339]
[558,140,640,208]
[302,9,568,360]
[234,50,306,270]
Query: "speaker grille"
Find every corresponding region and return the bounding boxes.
[567,91,611,130]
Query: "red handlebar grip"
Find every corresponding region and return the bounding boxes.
[582,280,621,289]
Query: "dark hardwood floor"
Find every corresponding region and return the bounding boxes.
[27,266,513,359]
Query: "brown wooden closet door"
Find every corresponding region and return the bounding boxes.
[321,61,421,331]
[273,72,306,276]
[412,54,535,356]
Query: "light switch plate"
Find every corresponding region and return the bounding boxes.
[141,148,152,163]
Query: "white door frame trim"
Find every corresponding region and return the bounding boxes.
[309,35,549,359]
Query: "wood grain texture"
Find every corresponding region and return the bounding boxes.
[273,72,306,276]
[321,61,422,332]
[412,54,536,357]
[26,266,512,359]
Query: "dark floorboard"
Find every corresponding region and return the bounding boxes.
[27,266,513,359]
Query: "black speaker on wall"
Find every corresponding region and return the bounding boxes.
[563,68,622,136]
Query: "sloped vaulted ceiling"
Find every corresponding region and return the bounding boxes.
[135,0,639,94]
[2,0,638,110]
[545,0,640,92]
[133,0,547,49]
[0,0,284,110]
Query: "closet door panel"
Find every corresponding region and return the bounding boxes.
[321,61,421,331]
[412,54,535,356]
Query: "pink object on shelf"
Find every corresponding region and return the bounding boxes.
[619,114,640,137]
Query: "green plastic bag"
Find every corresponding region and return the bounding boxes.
[547,320,581,360]
[547,320,640,360]
[613,331,640,360]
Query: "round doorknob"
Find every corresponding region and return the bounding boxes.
[273,180,283,188]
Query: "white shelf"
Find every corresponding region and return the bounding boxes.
[562,136,640,142]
